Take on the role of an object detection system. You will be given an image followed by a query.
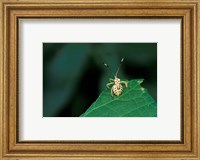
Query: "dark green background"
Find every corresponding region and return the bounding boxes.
[43,43,157,117]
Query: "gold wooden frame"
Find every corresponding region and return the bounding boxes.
[0,0,200,159]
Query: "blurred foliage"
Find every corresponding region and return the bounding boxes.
[43,43,157,117]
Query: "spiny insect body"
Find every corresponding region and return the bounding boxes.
[104,58,128,97]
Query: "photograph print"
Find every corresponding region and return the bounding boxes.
[43,43,157,117]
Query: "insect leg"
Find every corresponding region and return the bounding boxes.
[106,82,114,89]
[109,78,114,82]
[111,86,114,97]
[121,81,128,87]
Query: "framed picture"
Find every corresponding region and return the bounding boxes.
[0,0,199,159]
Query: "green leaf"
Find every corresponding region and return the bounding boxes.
[80,79,157,117]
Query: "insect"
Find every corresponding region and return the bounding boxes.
[103,58,128,97]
